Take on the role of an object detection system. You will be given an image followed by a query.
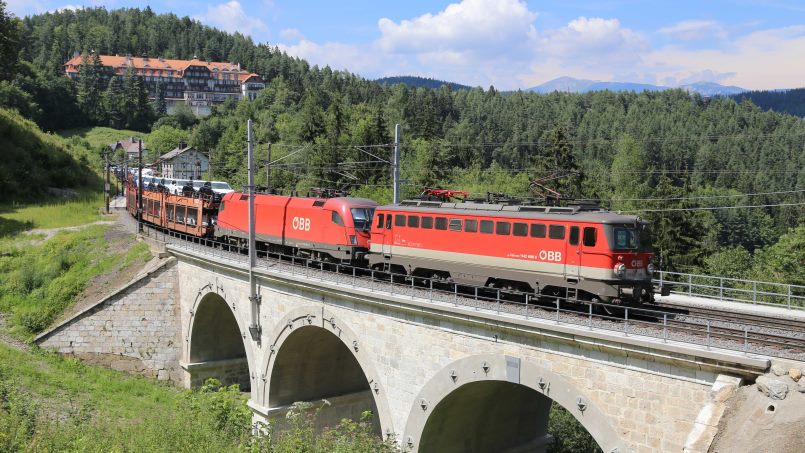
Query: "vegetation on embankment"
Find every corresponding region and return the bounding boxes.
[0,222,151,339]
[0,193,105,235]
[0,193,152,340]
[0,108,101,202]
[0,344,394,452]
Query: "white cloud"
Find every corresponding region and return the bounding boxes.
[658,20,726,41]
[53,4,81,12]
[279,28,304,42]
[376,0,537,56]
[646,25,805,89]
[277,40,388,75]
[276,4,805,91]
[514,17,648,87]
[195,1,268,37]
[673,69,736,86]
[539,17,647,63]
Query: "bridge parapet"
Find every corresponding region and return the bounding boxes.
[169,243,771,453]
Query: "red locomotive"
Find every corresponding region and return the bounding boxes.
[368,199,655,305]
[215,193,378,264]
[127,181,657,306]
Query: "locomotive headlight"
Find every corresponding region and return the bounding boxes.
[647,263,655,275]
[614,263,627,277]
[349,235,358,245]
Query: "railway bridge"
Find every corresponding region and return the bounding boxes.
[37,241,776,453]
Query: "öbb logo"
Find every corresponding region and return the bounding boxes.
[292,217,311,231]
[539,250,562,262]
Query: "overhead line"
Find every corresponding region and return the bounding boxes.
[623,202,805,213]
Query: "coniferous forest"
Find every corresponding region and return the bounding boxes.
[1,5,804,280]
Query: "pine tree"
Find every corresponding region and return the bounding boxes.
[122,65,137,128]
[129,75,154,131]
[154,80,167,116]
[0,0,19,82]
[103,76,125,129]
[610,134,650,212]
[122,65,153,131]
[76,52,105,123]
[535,126,583,200]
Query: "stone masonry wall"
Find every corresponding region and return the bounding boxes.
[36,257,183,383]
[173,257,750,453]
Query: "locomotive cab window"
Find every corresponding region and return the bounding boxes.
[449,219,462,231]
[549,225,565,240]
[395,214,406,227]
[376,213,385,229]
[332,211,345,226]
[530,223,546,238]
[569,226,580,245]
[351,208,374,231]
[421,216,433,229]
[513,223,528,237]
[583,227,597,247]
[435,217,448,230]
[464,219,477,233]
[612,226,642,250]
[408,215,420,228]
[496,221,511,235]
[480,220,493,234]
[385,214,392,229]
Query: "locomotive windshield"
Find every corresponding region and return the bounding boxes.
[351,208,375,231]
[613,227,638,250]
[611,224,653,251]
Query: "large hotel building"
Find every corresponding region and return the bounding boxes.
[64,54,266,116]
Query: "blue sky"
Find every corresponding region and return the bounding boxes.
[8,0,805,90]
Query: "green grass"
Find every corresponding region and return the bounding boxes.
[58,126,143,151]
[0,344,253,452]
[0,223,151,339]
[0,344,393,452]
[0,192,105,235]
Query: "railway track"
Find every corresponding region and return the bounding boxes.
[132,218,805,360]
[654,301,805,333]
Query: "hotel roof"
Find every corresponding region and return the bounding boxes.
[64,54,261,83]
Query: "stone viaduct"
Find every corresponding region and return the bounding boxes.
[36,243,773,453]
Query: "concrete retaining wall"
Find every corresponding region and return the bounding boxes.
[35,257,183,383]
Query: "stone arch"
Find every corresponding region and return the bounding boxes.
[257,306,393,438]
[184,292,256,391]
[403,354,628,453]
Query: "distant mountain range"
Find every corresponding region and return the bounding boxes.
[527,76,747,96]
[374,75,749,97]
[376,76,472,91]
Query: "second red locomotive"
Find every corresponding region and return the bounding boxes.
[215,193,378,264]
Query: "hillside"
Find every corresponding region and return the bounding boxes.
[0,108,100,201]
[376,76,472,91]
[732,88,805,118]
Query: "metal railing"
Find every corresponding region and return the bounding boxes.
[139,224,805,360]
[654,271,805,310]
